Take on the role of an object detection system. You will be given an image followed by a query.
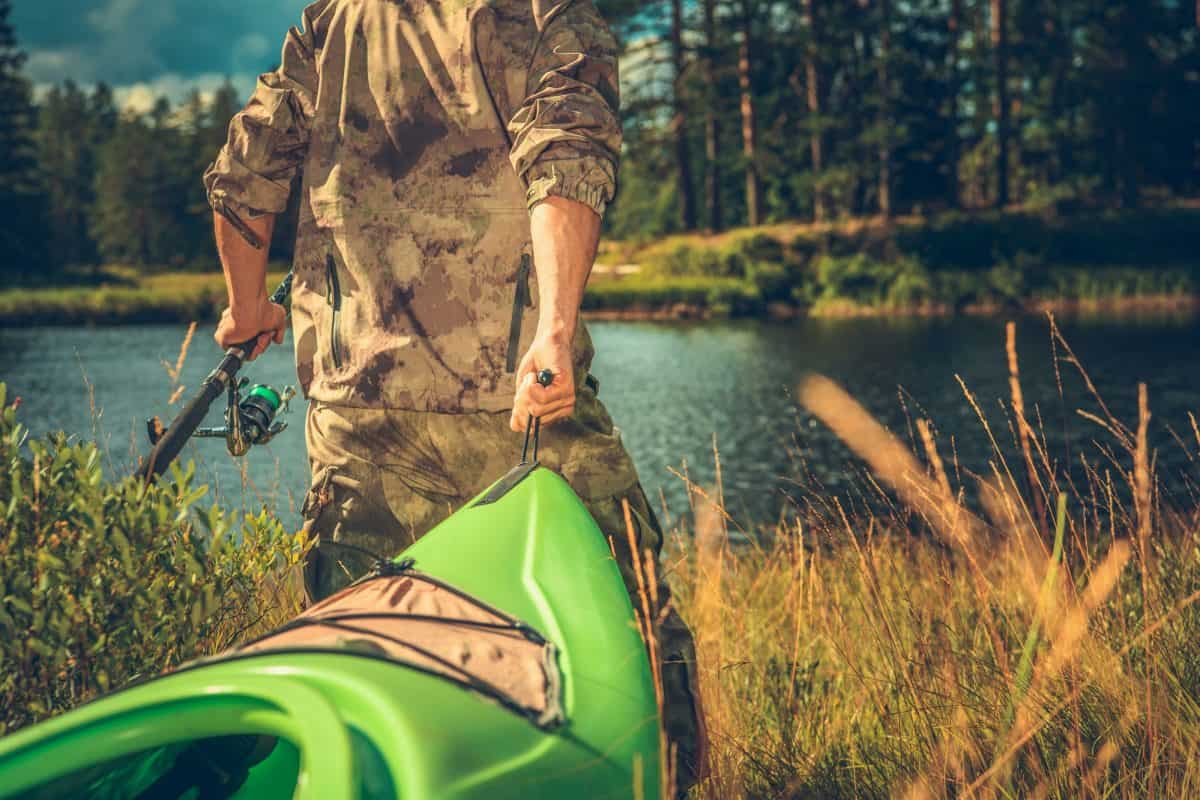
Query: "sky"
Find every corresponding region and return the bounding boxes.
[13,0,664,114]
[13,0,308,111]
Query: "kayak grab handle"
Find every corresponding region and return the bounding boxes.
[519,369,555,466]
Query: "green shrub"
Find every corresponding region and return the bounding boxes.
[706,281,764,316]
[885,258,935,306]
[0,384,307,734]
[986,251,1042,303]
[645,243,703,276]
[742,262,791,303]
[725,232,786,267]
[891,207,1200,272]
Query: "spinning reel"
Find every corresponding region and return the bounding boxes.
[147,378,295,457]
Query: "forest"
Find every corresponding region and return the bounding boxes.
[0,0,1198,282]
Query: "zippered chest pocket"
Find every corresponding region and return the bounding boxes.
[325,253,344,369]
[505,252,532,373]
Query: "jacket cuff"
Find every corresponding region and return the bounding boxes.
[524,156,616,218]
[203,149,291,219]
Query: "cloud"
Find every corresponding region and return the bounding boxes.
[112,72,258,113]
[14,0,304,89]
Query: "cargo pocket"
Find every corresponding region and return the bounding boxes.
[300,465,381,604]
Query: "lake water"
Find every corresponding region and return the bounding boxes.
[1,313,1198,530]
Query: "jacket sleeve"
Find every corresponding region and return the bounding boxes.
[508,0,621,218]
[203,1,328,226]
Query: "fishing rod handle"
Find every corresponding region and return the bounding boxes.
[137,273,294,482]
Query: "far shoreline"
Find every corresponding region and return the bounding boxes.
[583,293,1200,322]
[1,286,1196,328]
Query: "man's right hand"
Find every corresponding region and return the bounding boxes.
[215,297,287,361]
[510,332,576,432]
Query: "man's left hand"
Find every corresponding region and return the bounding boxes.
[510,332,576,432]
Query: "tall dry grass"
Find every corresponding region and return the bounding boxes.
[669,316,1200,799]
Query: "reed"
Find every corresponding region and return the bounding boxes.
[669,318,1200,799]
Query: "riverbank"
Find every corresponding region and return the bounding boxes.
[2,270,1196,326]
[2,208,1196,326]
[589,205,1199,320]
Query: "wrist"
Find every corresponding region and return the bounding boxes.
[535,318,575,344]
[229,293,268,323]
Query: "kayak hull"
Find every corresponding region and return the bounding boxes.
[0,467,661,799]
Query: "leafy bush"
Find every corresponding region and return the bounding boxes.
[745,261,793,303]
[0,384,307,734]
[812,254,929,306]
[892,207,1200,272]
[583,275,762,317]
[885,258,935,306]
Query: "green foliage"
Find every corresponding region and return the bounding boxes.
[35,81,115,270]
[583,275,755,316]
[893,209,1200,272]
[812,254,931,307]
[603,207,1200,316]
[0,383,307,734]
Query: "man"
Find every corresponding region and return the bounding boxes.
[202,0,705,791]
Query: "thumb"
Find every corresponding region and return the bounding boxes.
[271,303,287,344]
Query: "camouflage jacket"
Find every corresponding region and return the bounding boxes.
[203,0,620,412]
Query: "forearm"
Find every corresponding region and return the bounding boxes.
[529,196,601,341]
[213,211,275,320]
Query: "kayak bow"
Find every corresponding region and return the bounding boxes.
[0,466,662,799]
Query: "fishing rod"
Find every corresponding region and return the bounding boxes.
[137,273,295,482]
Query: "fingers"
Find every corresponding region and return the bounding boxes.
[246,334,268,362]
[270,302,288,344]
[214,302,288,356]
[509,371,576,431]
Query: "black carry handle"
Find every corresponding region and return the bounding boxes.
[519,368,555,466]
[137,274,293,482]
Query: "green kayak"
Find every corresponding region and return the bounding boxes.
[0,466,662,799]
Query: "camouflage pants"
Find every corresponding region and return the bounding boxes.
[299,379,705,791]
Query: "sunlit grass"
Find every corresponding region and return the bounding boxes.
[0,268,290,325]
[667,317,1200,798]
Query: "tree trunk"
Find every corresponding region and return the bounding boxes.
[671,0,697,231]
[703,0,722,232]
[991,0,1010,207]
[877,0,892,218]
[946,0,962,208]
[737,2,762,226]
[802,0,825,221]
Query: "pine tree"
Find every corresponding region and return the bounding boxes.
[670,0,697,230]
[701,0,723,232]
[735,0,762,226]
[990,0,1010,207]
[0,0,50,279]
[876,0,893,218]
[801,0,825,221]
[36,81,103,267]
